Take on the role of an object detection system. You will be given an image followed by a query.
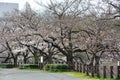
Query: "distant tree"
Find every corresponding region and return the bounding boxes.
[36,0,90,69]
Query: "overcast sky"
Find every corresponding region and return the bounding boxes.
[0,0,42,10]
[0,0,104,11]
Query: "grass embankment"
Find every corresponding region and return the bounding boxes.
[61,71,98,80]
[60,71,119,80]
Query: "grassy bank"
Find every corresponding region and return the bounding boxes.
[60,72,119,80]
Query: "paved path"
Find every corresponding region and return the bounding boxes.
[0,69,80,80]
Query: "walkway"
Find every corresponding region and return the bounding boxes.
[0,69,80,80]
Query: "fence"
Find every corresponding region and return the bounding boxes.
[73,62,120,78]
[38,61,120,79]
[1,62,120,79]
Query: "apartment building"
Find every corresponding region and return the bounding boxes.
[0,2,18,16]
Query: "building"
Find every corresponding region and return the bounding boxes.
[0,2,18,16]
[0,3,18,63]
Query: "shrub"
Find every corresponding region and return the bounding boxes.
[44,64,50,71]
[44,64,69,72]
[19,64,39,69]
[0,64,14,68]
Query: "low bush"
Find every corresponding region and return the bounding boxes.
[0,64,14,68]
[19,64,39,69]
[44,64,69,72]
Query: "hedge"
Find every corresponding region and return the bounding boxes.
[44,64,69,72]
[19,64,39,69]
[0,64,14,68]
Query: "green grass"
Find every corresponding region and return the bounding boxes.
[60,72,98,80]
[59,71,119,80]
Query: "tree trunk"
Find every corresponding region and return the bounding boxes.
[34,55,39,64]
[95,56,100,66]
[13,58,17,67]
[66,56,74,70]
[47,56,52,64]
[24,58,27,64]
[94,56,100,77]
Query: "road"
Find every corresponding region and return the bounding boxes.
[0,69,80,80]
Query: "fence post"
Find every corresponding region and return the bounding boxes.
[75,62,77,71]
[110,66,113,78]
[79,63,82,72]
[96,65,100,78]
[77,62,79,71]
[39,63,44,69]
[83,64,85,73]
[86,65,89,76]
[103,66,106,78]
[117,66,120,78]
[91,66,94,77]
[74,62,76,71]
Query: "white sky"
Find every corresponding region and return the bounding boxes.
[0,0,42,10]
[0,0,104,11]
